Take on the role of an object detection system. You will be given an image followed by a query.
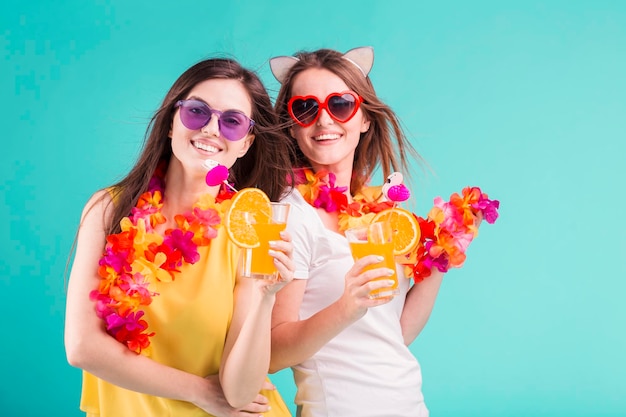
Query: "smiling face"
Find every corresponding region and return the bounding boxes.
[289,68,370,176]
[169,78,254,179]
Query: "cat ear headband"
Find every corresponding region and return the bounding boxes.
[269,46,374,84]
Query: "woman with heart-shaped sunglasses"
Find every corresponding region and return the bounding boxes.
[268,47,439,417]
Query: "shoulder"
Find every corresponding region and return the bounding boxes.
[280,188,315,215]
[280,188,321,240]
[80,188,115,225]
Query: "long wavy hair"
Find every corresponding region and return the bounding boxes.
[104,58,294,235]
[274,48,421,195]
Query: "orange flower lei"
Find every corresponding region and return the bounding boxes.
[294,168,500,282]
[400,187,499,281]
[91,171,235,354]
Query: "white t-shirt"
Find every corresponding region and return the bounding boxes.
[281,190,429,417]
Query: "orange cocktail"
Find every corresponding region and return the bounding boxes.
[248,222,287,275]
[238,202,290,279]
[345,222,398,298]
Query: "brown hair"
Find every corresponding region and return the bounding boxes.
[103,58,294,235]
[274,48,421,195]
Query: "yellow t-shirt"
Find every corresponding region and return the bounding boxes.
[80,226,291,416]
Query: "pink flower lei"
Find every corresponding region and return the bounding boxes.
[294,168,500,282]
[91,170,235,354]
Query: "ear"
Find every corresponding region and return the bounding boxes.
[343,46,374,77]
[360,118,371,133]
[269,56,300,84]
[237,134,255,157]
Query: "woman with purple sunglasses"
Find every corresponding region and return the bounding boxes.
[268,47,491,417]
[64,58,295,417]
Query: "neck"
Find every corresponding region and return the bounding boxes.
[162,166,220,215]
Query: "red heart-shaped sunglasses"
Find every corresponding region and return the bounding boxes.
[288,91,363,127]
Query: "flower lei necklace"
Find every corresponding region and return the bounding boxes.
[294,168,395,230]
[91,168,235,354]
[294,168,500,282]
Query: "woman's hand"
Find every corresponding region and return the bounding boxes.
[196,375,273,417]
[338,255,395,321]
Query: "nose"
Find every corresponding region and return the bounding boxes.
[316,108,334,126]
[201,114,221,137]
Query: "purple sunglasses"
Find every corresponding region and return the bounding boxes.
[175,99,255,141]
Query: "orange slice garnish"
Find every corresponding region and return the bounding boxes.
[371,208,421,256]
[225,188,271,248]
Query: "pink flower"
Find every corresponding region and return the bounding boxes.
[99,246,131,273]
[314,172,348,212]
[192,207,221,240]
[473,195,500,224]
[164,228,200,264]
[105,312,128,331]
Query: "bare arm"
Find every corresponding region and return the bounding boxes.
[401,213,483,345]
[400,270,444,345]
[269,256,395,372]
[64,191,270,416]
[220,235,294,408]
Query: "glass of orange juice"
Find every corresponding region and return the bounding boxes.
[239,202,290,280]
[345,221,398,298]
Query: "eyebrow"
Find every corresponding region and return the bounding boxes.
[185,96,250,116]
[186,96,209,105]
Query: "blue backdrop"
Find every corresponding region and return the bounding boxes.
[2,1,625,416]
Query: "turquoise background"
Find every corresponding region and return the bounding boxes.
[2,1,625,416]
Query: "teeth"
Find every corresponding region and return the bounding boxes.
[314,134,340,141]
[193,141,219,153]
